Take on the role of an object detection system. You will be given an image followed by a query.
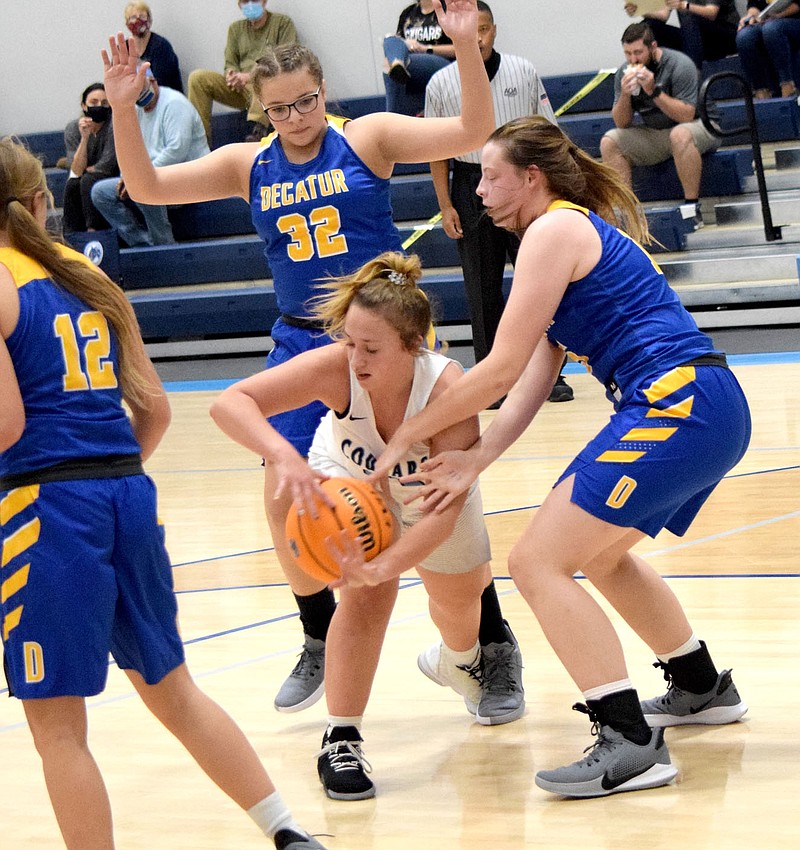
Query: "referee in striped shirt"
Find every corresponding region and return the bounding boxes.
[424,1,573,402]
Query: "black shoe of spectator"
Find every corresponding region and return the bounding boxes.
[388,60,411,85]
[548,375,574,403]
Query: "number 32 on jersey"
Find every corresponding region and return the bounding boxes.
[277,205,348,262]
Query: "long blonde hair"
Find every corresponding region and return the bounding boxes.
[0,137,156,408]
[310,252,433,352]
[489,116,652,244]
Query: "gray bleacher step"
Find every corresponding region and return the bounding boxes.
[742,168,800,193]
[658,243,800,286]
[673,277,800,307]
[715,192,800,226]
[683,221,800,248]
[775,147,800,169]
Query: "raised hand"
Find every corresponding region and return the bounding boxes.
[101,32,150,109]
[435,0,479,44]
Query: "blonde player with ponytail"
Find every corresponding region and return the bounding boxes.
[212,250,522,802]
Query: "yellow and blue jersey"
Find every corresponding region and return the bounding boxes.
[542,203,751,538]
[1,246,183,699]
[249,117,404,318]
[0,245,140,480]
[545,201,721,406]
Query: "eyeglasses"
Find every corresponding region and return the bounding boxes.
[261,86,322,122]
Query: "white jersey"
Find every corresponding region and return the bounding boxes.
[308,349,490,573]
[425,53,556,165]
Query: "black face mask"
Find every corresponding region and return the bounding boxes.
[84,105,112,123]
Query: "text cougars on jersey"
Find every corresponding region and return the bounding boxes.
[341,438,427,480]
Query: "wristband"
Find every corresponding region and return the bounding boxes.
[426,46,433,54]
[652,85,664,98]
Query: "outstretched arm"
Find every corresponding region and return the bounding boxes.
[101,33,251,204]
[368,209,587,482]
[402,338,564,512]
[349,1,494,173]
[210,345,349,511]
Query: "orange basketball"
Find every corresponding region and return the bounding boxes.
[285,477,395,582]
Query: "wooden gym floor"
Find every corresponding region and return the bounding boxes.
[2,356,798,849]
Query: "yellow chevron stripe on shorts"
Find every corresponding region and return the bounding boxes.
[621,427,678,442]
[1,485,40,525]
[3,604,23,640]
[1,563,30,604]
[2,518,41,567]
[596,450,646,463]
[643,366,696,404]
[645,396,694,418]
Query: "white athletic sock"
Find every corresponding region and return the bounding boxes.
[442,640,480,668]
[656,633,701,663]
[247,791,305,840]
[327,715,363,732]
[582,678,634,702]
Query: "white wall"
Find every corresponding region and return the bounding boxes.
[0,1,634,136]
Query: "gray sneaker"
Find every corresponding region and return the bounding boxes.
[641,668,748,727]
[274,829,329,850]
[476,629,525,726]
[274,635,325,713]
[535,705,677,798]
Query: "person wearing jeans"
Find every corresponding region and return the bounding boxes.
[383,1,455,115]
[736,2,800,99]
[92,69,208,246]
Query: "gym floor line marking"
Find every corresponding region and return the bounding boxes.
[170,463,798,570]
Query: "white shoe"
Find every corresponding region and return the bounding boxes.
[417,641,482,714]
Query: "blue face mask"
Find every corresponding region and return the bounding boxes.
[241,2,263,21]
[136,85,155,109]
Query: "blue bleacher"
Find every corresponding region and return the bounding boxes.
[18,66,796,342]
[632,148,753,202]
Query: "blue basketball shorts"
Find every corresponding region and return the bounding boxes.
[1,474,185,699]
[267,318,334,456]
[555,365,751,538]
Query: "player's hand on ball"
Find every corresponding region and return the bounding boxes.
[271,451,332,519]
[325,530,383,588]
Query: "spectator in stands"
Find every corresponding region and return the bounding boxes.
[62,83,119,235]
[384,1,456,115]
[736,2,800,99]
[624,1,739,69]
[187,0,297,144]
[600,22,721,231]
[124,2,183,93]
[424,1,573,403]
[91,69,209,246]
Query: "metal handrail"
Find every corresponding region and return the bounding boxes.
[698,71,782,242]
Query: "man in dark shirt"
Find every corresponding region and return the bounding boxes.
[600,22,721,230]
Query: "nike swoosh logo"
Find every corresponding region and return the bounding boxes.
[257,159,272,165]
[689,697,716,714]
[349,415,367,421]
[601,761,654,791]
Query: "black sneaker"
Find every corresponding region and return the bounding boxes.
[548,375,574,402]
[316,726,375,800]
[274,829,329,850]
[388,60,411,85]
